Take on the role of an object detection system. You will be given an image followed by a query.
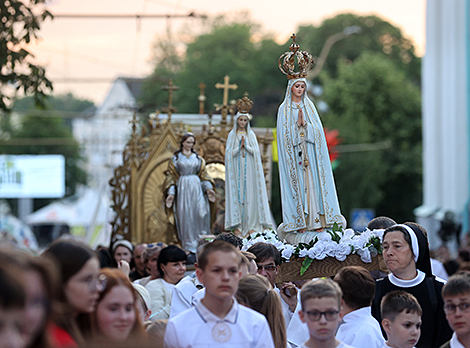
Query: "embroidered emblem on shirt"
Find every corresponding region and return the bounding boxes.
[211,321,232,343]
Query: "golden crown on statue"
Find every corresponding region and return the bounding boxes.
[278,33,314,79]
[236,92,254,114]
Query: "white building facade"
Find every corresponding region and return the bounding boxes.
[417,0,470,248]
[73,77,142,188]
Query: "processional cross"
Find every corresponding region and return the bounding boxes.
[215,75,238,126]
[162,79,179,123]
[129,111,140,135]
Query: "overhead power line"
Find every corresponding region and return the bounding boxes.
[335,141,392,153]
[0,138,79,146]
[51,78,116,83]
[53,12,207,19]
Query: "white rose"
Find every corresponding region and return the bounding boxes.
[325,243,336,257]
[307,247,318,260]
[318,232,333,242]
[341,228,355,241]
[372,229,385,241]
[281,245,295,260]
[358,248,372,263]
[334,243,352,262]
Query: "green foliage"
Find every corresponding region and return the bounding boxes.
[1,0,53,112]
[321,52,422,222]
[300,257,313,276]
[367,236,383,255]
[139,22,286,121]
[138,67,178,114]
[328,223,342,242]
[0,94,93,208]
[0,113,87,198]
[12,93,94,114]
[139,13,423,223]
[296,13,421,84]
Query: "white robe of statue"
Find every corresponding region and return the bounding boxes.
[225,112,272,237]
[277,77,342,233]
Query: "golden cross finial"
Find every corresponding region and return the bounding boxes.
[162,79,179,122]
[129,111,139,135]
[198,82,206,114]
[289,33,300,53]
[215,75,238,106]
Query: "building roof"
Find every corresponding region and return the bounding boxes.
[119,77,144,101]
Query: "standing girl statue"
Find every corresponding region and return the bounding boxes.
[225,93,272,237]
[164,133,215,253]
[277,35,343,235]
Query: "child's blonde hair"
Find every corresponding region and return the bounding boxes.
[300,278,342,310]
[236,274,286,348]
[197,240,242,270]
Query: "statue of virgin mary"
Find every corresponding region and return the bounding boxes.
[225,93,272,237]
[277,35,343,234]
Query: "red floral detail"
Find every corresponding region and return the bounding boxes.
[324,128,341,162]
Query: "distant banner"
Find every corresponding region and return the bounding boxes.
[0,155,65,198]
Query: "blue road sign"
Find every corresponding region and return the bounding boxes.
[351,209,375,232]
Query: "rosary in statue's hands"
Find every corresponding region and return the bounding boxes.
[241,135,245,148]
[297,108,306,127]
[166,194,175,208]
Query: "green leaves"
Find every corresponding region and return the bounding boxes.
[322,52,421,222]
[1,0,53,112]
[367,235,383,255]
[300,257,313,276]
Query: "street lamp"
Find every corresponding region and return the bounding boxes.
[307,25,362,80]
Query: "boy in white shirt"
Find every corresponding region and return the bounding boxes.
[441,272,470,348]
[298,278,354,348]
[164,240,274,348]
[380,290,422,348]
[334,266,385,348]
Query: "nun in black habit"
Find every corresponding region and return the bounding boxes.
[371,223,453,348]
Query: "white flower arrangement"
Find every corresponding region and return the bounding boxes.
[242,225,384,270]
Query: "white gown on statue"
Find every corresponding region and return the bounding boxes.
[225,115,272,237]
[277,77,342,233]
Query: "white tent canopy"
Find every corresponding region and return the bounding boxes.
[25,187,112,247]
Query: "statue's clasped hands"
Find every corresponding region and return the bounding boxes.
[297,108,306,127]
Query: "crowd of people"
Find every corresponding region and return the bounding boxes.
[2,220,470,348]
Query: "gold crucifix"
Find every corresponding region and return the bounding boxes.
[215,75,238,126]
[198,82,206,114]
[215,75,238,106]
[161,79,179,123]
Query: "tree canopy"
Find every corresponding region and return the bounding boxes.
[139,12,422,223]
[0,93,93,212]
[139,22,287,118]
[297,13,421,85]
[321,52,421,221]
[1,0,53,112]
